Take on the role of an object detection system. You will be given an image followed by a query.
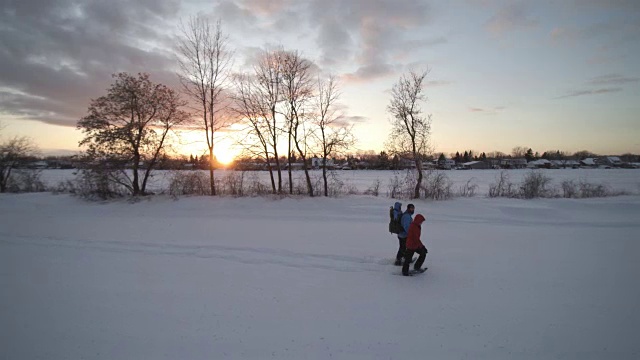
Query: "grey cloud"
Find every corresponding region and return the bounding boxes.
[343,115,368,123]
[404,36,448,49]
[588,74,639,85]
[307,0,434,71]
[316,19,354,66]
[342,63,396,83]
[242,0,292,15]
[555,87,623,99]
[213,1,257,28]
[469,106,505,114]
[485,3,538,35]
[574,0,640,12]
[0,0,182,128]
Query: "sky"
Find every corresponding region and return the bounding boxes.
[1,0,639,159]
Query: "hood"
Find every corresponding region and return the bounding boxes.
[393,202,402,212]
[413,214,425,225]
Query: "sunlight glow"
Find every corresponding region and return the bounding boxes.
[175,130,239,165]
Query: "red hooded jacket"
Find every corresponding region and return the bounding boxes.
[406,214,425,250]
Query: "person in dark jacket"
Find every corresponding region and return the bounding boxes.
[394,203,415,266]
[402,213,428,276]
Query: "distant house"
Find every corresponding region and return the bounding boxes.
[311,157,334,169]
[500,158,527,169]
[27,161,48,169]
[461,161,487,170]
[422,161,438,170]
[604,157,622,167]
[437,159,456,170]
[580,158,597,167]
[527,159,551,169]
[550,160,580,169]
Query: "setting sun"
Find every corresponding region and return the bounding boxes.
[214,147,236,165]
[176,130,239,165]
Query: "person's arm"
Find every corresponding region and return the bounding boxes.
[401,214,412,233]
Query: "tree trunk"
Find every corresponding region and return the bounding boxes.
[302,156,313,197]
[209,147,216,196]
[322,162,328,197]
[132,154,140,196]
[266,159,276,194]
[287,129,293,194]
[414,158,422,199]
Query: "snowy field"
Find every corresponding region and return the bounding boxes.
[1,192,639,359]
[38,168,640,196]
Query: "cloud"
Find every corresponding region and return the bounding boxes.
[307,0,434,72]
[342,115,368,123]
[342,63,397,84]
[0,0,182,128]
[213,1,258,28]
[574,0,640,12]
[555,88,623,99]
[468,106,505,114]
[242,0,293,15]
[485,3,538,35]
[587,74,639,85]
[0,0,442,129]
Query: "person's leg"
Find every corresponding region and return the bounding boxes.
[414,246,427,270]
[402,249,415,276]
[395,237,407,265]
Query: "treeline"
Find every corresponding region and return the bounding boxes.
[445,148,639,163]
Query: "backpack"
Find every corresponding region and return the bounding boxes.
[389,205,403,234]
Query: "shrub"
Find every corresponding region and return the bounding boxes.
[422,171,453,200]
[74,169,127,200]
[168,170,209,196]
[458,178,478,197]
[6,170,45,193]
[364,179,381,196]
[220,171,245,196]
[520,171,555,199]
[488,171,517,198]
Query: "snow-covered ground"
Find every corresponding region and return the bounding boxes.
[38,168,640,196]
[1,193,639,359]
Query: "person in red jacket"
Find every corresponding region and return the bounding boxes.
[402,214,428,276]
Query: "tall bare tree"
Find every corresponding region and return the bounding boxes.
[254,49,285,193]
[177,16,233,196]
[387,70,432,199]
[78,73,188,196]
[314,75,354,197]
[233,73,278,194]
[281,50,315,196]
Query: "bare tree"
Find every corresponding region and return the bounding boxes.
[487,151,507,159]
[314,75,354,197]
[387,70,432,199]
[254,49,285,193]
[512,146,528,158]
[233,73,278,194]
[0,135,38,193]
[281,50,315,196]
[177,16,233,196]
[78,73,188,196]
